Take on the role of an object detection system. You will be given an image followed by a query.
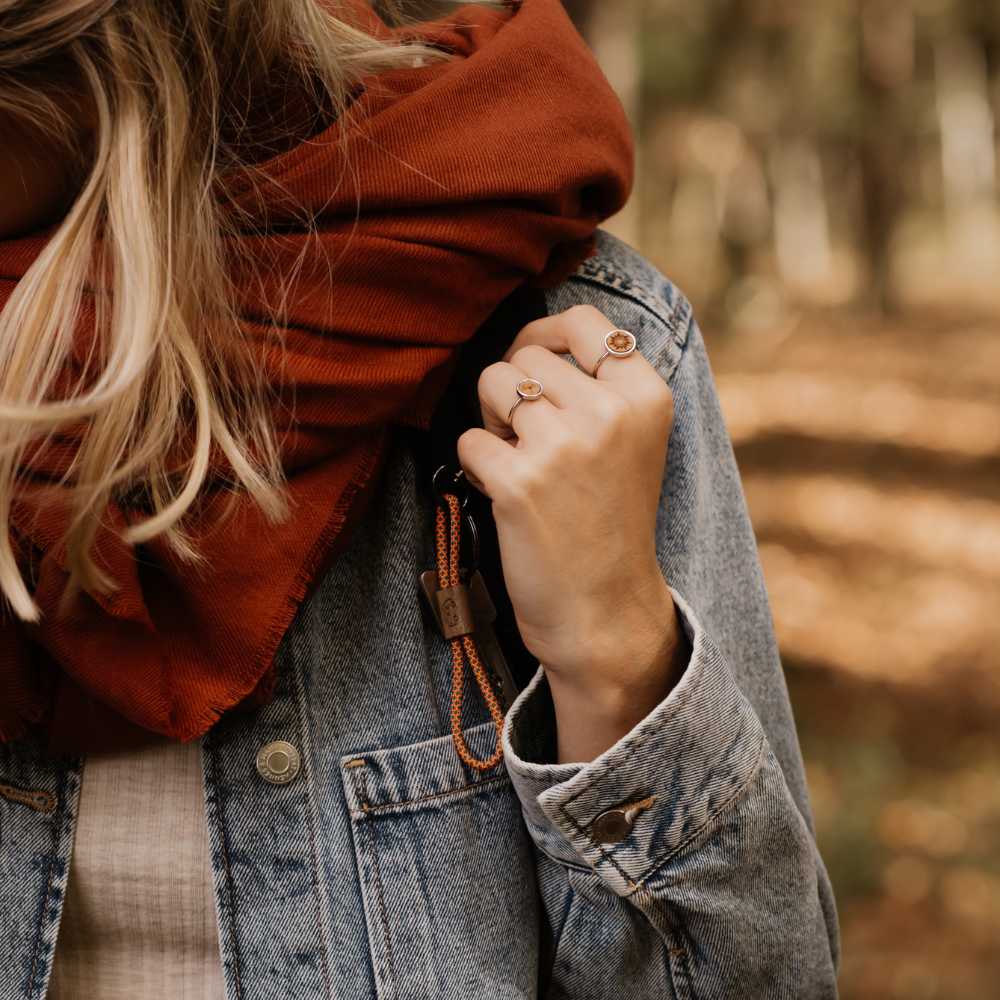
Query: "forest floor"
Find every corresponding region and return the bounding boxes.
[707,308,1000,1000]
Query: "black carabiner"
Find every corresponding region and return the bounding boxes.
[461,509,480,572]
[432,463,470,509]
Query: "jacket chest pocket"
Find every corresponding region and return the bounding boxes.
[340,719,540,1000]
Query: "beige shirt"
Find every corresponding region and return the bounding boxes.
[49,738,226,1000]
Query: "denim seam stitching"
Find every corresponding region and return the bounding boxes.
[24,763,69,999]
[631,731,769,893]
[531,839,593,875]
[556,641,718,813]
[355,771,509,815]
[572,271,689,343]
[556,804,635,887]
[573,253,689,328]
[564,273,690,378]
[207,739,245,1000]
[289,658,336,998]
[301,775,335,999]
[666,929,697,1000]
[549,881,578,956]
[565,271,692,356]
[544,584,753,890]
[553,724,767,894]
[359,770,399,1000]
[0,782,57,814]
[25,861,54,997]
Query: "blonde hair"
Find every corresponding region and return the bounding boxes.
[0,0,490,622]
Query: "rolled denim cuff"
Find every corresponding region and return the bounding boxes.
[501,588,768,897]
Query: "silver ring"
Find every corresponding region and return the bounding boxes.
[507,377,544,424]
[591,329,637,377]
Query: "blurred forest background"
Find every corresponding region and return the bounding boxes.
[563,1,1000,996]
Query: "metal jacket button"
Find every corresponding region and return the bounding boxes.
[590,808,635,844]
[256,740,301,785]
[590,794,658,844]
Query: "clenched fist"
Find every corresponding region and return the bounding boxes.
[457,305,688,763]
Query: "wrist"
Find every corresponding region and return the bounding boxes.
[543,565,681,685]
[543,574,690,762]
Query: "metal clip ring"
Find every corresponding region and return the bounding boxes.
[433,464,470,509]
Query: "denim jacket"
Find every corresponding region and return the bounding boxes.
[0,231,839,999]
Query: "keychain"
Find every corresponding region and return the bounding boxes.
[419,464,519,770]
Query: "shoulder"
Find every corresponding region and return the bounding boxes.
[545,230,696,383]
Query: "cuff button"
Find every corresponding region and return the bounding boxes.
[590,808,634,844]
[590,794,657,844]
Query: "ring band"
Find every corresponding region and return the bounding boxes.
[507,377,544,423]
[591,329,637,377]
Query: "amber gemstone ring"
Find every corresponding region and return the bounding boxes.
[507,377,544,424]
[591,328,637,377]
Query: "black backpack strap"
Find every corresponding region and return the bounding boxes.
[412,283,548,480]
[405,283,550,698]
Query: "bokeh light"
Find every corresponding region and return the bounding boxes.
[567,1,1000,995]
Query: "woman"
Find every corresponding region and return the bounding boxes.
[0,0,839,997]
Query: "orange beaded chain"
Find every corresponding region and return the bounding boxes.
[434,491,506,771]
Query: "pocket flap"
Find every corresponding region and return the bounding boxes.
[339,718,507,817]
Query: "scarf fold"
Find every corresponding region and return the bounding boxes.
[0,0,633,752]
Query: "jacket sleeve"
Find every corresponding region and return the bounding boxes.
[500,312,840,1000]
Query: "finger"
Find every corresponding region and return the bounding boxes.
[476,360,559,441]
[502,304,653,390]
[456,426,517,500]
[504,343,599,409]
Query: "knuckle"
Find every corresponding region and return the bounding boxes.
[455,428,477,458]
[516,314,547,339]
[563,303,605,325]
[476,362,501,397]
[592,389,630,426]
[563,431,599,464]
[495,460,544,507]
[455,432,486,478]
[642,378,674,422]
[540,419,578,459]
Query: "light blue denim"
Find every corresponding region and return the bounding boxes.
[0,231,839,999]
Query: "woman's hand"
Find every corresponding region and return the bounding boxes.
[457,305,689,762]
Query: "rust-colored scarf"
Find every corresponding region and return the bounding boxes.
[0,0,632,752]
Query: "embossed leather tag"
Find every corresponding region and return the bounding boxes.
[419,569,520,712]
[434,583,476,639]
